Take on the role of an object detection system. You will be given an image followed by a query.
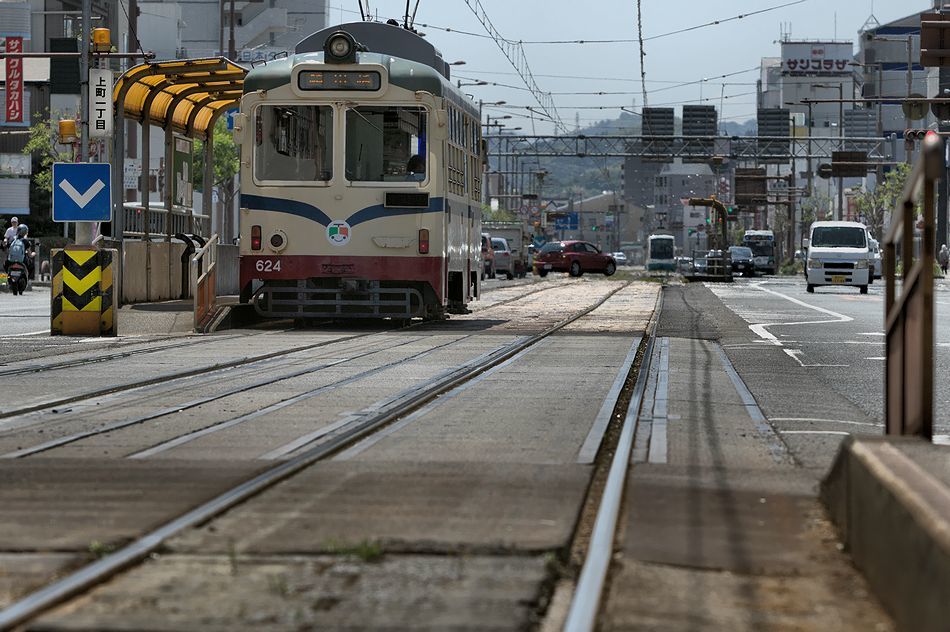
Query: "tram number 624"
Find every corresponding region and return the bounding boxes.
[255,259,281,272]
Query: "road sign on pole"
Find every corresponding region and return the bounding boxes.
[52,162,112,222]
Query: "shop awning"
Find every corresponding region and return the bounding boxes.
[113,57,247,140]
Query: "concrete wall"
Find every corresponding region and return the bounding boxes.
[121,241,240,303]
[121,241,188,303]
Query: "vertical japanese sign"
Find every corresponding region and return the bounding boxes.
[88,68,113,138]
[173,135,194,209]
[5,37,23,124]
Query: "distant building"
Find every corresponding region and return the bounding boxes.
[138,0,329,62]
[552,191,626,252]
[653,162,716,250]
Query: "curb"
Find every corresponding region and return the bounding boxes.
[821,436,950,632]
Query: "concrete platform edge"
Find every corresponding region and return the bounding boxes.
[821,436,950,632]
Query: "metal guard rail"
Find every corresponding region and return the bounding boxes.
[192,233,219,333]
[883,133,942,438]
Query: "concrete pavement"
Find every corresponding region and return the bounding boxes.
[600,285,893,630]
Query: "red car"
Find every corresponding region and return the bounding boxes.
[534,240,617,277]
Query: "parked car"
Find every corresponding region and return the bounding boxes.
[481,233,495,280]
[491,237,514,280]
[675,256,693,274]
[533,240,617,277]
[728,246,755,276]
[611,251,628,266]
[868,237,882,280]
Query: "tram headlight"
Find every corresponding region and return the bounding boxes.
[269,230,287,253]
[325,31,357,64]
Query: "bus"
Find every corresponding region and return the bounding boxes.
[742,230,776,275]
[646,234,676,271]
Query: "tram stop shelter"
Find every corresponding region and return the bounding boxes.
[109,57,246,304]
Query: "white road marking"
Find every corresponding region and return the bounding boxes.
[865,356,886,361]
[859,332,885,336]
[934,435,950,445]
[781,430,851,436]
[770,417,882,427]
[0,329,49,338]
[782,348,848,368]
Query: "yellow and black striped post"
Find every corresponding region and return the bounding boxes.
[50,247,116,336]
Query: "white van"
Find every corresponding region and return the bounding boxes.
[804,221,872,294]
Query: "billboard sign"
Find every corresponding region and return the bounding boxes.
[173,135,193,209]
[5,36,23,124]
[781,42,852,76]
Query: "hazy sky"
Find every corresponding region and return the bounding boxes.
[325,1,927,132]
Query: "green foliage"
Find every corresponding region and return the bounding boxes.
[21,112,73,236]
[193,117,239,192]
[21,112,72,194]
[482,206,517,222]
[780,260,803,276]
[853,164,912,239]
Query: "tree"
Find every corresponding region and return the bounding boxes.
[193,117,239,193]
[854,164,911,239]
[21,112,73,235]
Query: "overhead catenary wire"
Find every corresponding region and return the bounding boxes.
[417,0,809,45]
[461,0,566,132]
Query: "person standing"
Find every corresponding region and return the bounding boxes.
[939,244,949,276]
[3,216,18,248]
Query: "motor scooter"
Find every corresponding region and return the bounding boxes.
[6,261,28,295]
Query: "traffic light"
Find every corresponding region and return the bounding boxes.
[905,129,930,142]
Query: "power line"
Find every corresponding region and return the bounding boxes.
[461,0,565,131]
[420,0,809,45]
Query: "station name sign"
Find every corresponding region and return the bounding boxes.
[298,70,381,91]
[781,42,852,76]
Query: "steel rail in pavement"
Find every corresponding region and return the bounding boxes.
[0,332,252,378]
[564,333,655,631]
[1,334,433,459]
[0,282,629,630]
[0,329,394,421]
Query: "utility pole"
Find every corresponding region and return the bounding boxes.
[228,0,236,59]
[75,0,94,245]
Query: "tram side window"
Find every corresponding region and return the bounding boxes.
[254,105,333,182]
[345,106,427,182]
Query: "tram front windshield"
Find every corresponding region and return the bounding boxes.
[254,105,333,181]
[346,106,427,182]
[650,238,674,260]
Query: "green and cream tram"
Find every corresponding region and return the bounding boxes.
[235,22,483,320]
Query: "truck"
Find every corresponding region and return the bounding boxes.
[482,222,529,278]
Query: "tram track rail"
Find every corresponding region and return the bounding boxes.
[1,334,441,459]
[0,332,254,379]
[0,282,629,630]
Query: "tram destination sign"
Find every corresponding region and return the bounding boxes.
[298,70,381,91]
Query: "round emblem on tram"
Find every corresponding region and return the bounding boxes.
[326,220,351,246]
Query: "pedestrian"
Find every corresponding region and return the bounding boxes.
[3,216,18,248]
[939,244,949,276]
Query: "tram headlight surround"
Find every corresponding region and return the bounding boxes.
[325,31,357,64]
[269,230,287,253]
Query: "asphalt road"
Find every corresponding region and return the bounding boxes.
[0,286,50,338]
[705,276,950,459]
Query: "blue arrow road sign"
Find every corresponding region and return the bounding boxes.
[52,162,112,222]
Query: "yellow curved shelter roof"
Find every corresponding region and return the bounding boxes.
[114,57,246,140]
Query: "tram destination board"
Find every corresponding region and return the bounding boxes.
[298,70,381,91]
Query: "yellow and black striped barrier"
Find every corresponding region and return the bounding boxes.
[51,247,116,336]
